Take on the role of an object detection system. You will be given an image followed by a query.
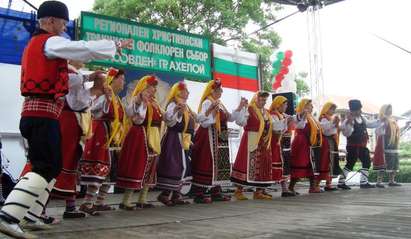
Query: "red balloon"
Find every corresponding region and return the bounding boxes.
[282,58,292,67]
[275,74,284,82]
[280,67,289,75]
[273,81,281,90]
[285,50,293,58]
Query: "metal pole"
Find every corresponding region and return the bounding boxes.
[306,3,324,113]
[22,0,38,10]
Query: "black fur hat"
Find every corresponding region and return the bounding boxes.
[37,1,69,21]
[348,99,362,111]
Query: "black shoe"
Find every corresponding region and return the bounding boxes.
[211,194,231,202]
[281,191,296,197]
[63,210,87,219]
[388,182,402,187]
[324,187,338,192]
[376,183,385,188]
[40,215,60,225]
[288,190,300,196]
[360,183,376,189]
[337,184,351,190]
[193,196,212,204]
[135,203,155,208]
[79,204,100,216]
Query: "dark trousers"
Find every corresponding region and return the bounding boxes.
[311,146,321,175]
[344,145,371,171]
[332,153,342,176]
[326,137,342,176]
[19,117,62,182]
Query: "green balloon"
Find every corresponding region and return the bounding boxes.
[272,60,281,69]
[277,51,285,60]
[272,60,281,74]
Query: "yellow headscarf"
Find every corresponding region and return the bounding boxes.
[296,99,322,146]
[320,102,339,145]
[269,95,288,119]
[379,104,400,147]
[166,81,193,150]
[320,102,336,117]
[249,92,273,148]
[198,79,222,132]
[166,82,191,132]
[105,68,126,147]
[130,75,162,154]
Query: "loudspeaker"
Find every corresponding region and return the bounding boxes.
[272,92,296,116]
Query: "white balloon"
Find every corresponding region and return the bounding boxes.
[276,64,297,94]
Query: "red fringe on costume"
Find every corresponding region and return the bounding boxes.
[316,135,331,181]
[271,133,284,182]
[116,107,161,190]
[231,107,274,187]
[191,111,230,187]
[372,135,386,171]
[80,101,123,186]
[290,124,314,179]
[53,108,83,199]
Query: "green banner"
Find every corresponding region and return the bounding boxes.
[80,12,211,80]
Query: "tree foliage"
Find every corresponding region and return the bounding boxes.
[93,0,282,90]
[295,72,310,97]
[400,141,411,158]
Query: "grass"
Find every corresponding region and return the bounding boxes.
[345,141,411,182]
[400,141,411,159]
[352,159,411,183]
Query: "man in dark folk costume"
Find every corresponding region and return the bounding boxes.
[340,99,381,189]
[0,1,130,237]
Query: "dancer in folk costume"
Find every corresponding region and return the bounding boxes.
[0,1,131,238]
[79,68,126,215]
[280,110,295,196]
[117,75,163,210]
[289,99,323,194]
[373,104,401,188]
[341,99,381,189]
[231,92,276,200]
[17,63,100,221]
[157,81,196,206]
[53,62,103,219]
[191,79,247,203]
[318,102,341,191]
[269,96,296,197]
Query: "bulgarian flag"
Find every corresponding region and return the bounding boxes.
[212,44,259,92]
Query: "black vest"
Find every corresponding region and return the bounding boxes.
[347,116,368,146]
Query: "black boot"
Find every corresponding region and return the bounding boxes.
[360,183,375,189]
